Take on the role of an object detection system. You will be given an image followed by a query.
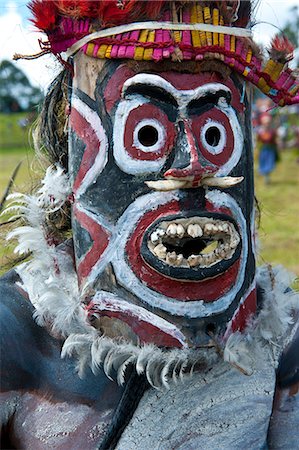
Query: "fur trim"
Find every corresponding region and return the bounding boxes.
[6,166,299,388]
[61,333,217,389]
[224,265,299,375]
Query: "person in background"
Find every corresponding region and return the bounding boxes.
[257,112,279,184]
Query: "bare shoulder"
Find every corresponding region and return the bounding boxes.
[0,270,52,391]
[0,270,126,448]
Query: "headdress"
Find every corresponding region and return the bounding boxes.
[23,0,299,106]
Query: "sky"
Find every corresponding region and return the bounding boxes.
[0,0,298,91]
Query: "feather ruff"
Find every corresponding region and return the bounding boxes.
[224,265,299,375]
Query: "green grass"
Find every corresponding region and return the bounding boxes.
[255,149,299,276]
[0,137,299,277]
[0,112,34,149]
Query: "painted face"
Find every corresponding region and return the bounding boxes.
[69,55,256,349]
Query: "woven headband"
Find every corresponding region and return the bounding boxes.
[65,21,252,57]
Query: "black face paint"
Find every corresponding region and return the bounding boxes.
[69,57,256,347]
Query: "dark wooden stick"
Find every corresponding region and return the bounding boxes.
[0,161,22,214]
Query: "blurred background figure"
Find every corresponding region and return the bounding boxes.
[257,112,279,184]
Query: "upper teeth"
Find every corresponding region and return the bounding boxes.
[187,224,203,238]
[147,217,240,269]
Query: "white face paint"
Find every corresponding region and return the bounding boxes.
[113,74,243,176]
[133,118,166,153]
[200,119,227,155]
[70,59,256,346]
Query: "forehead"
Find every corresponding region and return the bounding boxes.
[104,65,242,113]
[73,54,243,112]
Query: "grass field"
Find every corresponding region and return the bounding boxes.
[0,114,299,278]
[0,113,35,149]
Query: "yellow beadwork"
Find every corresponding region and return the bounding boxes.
[144,30,155,60]
[272,62,284,82]
[258,78,269,92]
[97,44,108,58]
[263,59,276,76]
[230,35,236,53]
[204,7,212,46]
[197,5,206,46]
[105,45,112,58]
[173,30,181,43]
[212,9,219,46]
[246,48,252,63]
[219,15,225,47]
[134,29,148,60]
[191,4,201,47]
[85,43,94,57]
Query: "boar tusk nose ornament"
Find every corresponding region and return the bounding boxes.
[145,176,244,191]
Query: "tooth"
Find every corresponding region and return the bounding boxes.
[222,223,229,233]
[157,229,165,237]
[187,224,203,238]
[210,224,218,234]
[210,253,217,263]
[167,224,177,237]
[177,254,183,265]
[176,224,185,238]
[153,244,167,259]
[218,248,226,258]
[204,223,214,234]
[150,231,161,244]
[203,253,214,265]
[230,236,239,249]
[188,254,199,267]
[166,251,177,265]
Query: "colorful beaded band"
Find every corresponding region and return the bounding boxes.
[25,1,299,107]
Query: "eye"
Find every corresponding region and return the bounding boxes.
[201,121,227,155]
[113,101,175,174]
[191,108,236,167]
[138,125,159,147]
[133,119,165,152]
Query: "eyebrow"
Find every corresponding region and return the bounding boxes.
[122,74,232,111]
[124,84,178,107]
[188,90,232,112]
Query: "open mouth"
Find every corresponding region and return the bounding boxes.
[142,214,241,281]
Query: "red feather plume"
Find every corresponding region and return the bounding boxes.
[269,34,295,63]
[29,0,59,31]
[29,0,166,32]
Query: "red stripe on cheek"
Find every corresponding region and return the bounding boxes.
[86,298,187,348]
[70,108,101,194]
[231,287,257,332]
[74,206,110,283]
[224,287,257,337]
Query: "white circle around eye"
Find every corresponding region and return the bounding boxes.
[133,119,166,153]
[200,120,227,155]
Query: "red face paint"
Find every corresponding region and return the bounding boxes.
[69,59,256,347]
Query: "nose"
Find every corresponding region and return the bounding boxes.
[164,119,217,185]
